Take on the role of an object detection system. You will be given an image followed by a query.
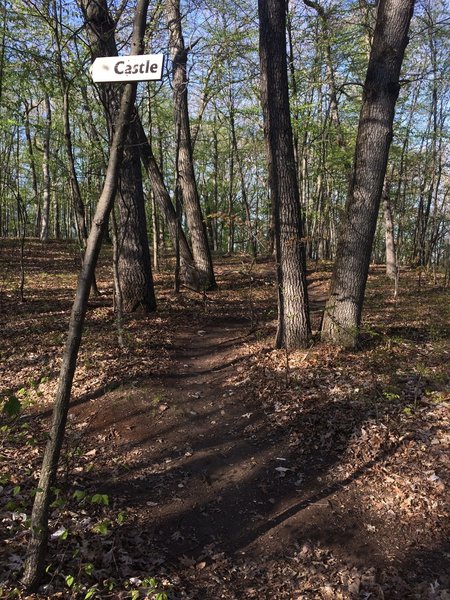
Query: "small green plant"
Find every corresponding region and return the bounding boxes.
[73,489,87,502]
[92,519,111,535]
[2,395,21,418]
[50,487,67,509]
[90,493,109,506]
[129,576,169,600]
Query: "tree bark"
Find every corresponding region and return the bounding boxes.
[258,0,311,349]
[383,180,397,281]
[135,121,199,289]
[167,0,216,290]
[80,0,156,313]
[39,93,51,242]
[230,116,257,258]
[21,0,149,589]
[23,101,40,237]
[321,0,415,347]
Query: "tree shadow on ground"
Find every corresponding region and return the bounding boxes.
[62,313,449,597]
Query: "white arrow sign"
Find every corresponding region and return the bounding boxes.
[90,54,164,83]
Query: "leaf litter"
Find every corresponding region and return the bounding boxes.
[0,242,449,598]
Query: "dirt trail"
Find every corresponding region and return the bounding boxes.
[79,316,291,558]
[75,308,384,573]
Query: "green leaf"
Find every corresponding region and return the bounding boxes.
[65,574,75,588]
[93,520,109,535]
[3,396,21,417]
[73,490,87,502]
[130,591,140,600]
[91,493,109,506]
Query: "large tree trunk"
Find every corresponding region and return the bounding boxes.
[81,0,156,313]
[167,0,216,290]
[321,0,415,347]
[258,0,311,349]
[21,0,149,589]
[117,125,156,311]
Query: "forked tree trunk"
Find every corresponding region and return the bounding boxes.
[321,0,415,347]
[258,0,311,349]
[21,0,149,589]
[167,0,216,290]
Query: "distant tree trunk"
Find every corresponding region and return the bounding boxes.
[21,0,149,589]
[211,120,220,251]
[52,0,89,247]
[227,121,235,254]
[151,192,159,271]
[53,192,60,239]
[303,0,344,146]
[230,122,257,258]
[413,13,439,268]
[60,84,101,294]
[0,0,6,107]
[321,0,415,347]
[81,0,155,313]
[383,180,397,281]
[40,93,51,242]
[167,0,216,290]
[258,0,311,349]
[23,102,40,236]
[135,121,199,289]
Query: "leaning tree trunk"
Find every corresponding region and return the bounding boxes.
[258,0,311,349]
[167,0,216,290]
[21,0,149,589]
[81,0,156,313]
[135,120,199,289]
[321,0,415,347]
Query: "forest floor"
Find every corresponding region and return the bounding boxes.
[1,239,449,600]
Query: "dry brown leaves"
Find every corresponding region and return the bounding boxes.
[1,242,449,598]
